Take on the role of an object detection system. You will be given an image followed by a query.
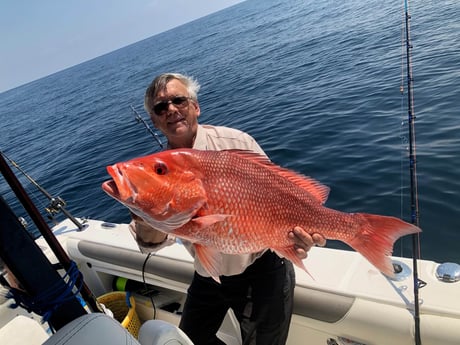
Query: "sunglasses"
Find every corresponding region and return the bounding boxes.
[152,96,191,115]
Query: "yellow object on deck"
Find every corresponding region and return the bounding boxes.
[97,291,141,338]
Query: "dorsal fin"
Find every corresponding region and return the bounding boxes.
[224,149,330,204]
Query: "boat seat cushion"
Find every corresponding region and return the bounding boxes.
[0,315,48,345]
[43,313,140,345]
[42,313,195,345]
[138,319,194,345]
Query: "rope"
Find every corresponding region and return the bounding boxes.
[6,261,83,323]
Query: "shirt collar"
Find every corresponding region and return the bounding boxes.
[192,125,207,150]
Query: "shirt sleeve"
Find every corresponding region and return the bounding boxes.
[246,133,267,156]
[128,218,176,253]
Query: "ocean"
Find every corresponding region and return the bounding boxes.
[1,0,459,264]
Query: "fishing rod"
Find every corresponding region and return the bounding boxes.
[402,1,422,344]
[0,150,85,231]
[0,152,101,314]
[130,105,164,149]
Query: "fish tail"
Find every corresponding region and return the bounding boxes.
[348,213,421,277]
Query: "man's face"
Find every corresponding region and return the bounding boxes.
[150,79,200,147]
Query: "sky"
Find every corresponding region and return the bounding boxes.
[0,0,246,93]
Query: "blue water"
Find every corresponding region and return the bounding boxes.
[1,0,459,264]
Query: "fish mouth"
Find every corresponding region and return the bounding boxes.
[102,165,137,203]
[102,180,120,198]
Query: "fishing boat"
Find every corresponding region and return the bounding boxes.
[2,194,460,345]
[1,2,459,345]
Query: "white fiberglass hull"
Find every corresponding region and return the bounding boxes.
[3,218,459,345]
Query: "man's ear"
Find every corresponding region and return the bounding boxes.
[192,100,201,117]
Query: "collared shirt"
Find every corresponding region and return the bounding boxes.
[193,124,266,155]
[131,124,268,277]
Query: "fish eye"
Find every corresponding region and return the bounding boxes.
[154,162,168,175]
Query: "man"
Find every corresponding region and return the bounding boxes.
[130,73,326,345]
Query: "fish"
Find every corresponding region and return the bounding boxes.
[102,148,421,280]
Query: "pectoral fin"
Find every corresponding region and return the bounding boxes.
[191,214,230,229]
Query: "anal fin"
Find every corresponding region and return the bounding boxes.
[194,243,223,283]
[274,248,315,280]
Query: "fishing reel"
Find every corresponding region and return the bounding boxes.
[45,196,66,216]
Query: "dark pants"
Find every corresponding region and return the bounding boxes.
[179,251,295,345]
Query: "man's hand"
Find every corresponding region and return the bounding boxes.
[129,212,168,247]
[288,227,326,259]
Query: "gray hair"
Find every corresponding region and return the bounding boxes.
[144,73,201,115]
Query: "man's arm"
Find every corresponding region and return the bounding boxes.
[128,212,175,253]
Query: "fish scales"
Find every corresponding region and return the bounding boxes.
[102,148,421,280]
[184,150,351,247]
